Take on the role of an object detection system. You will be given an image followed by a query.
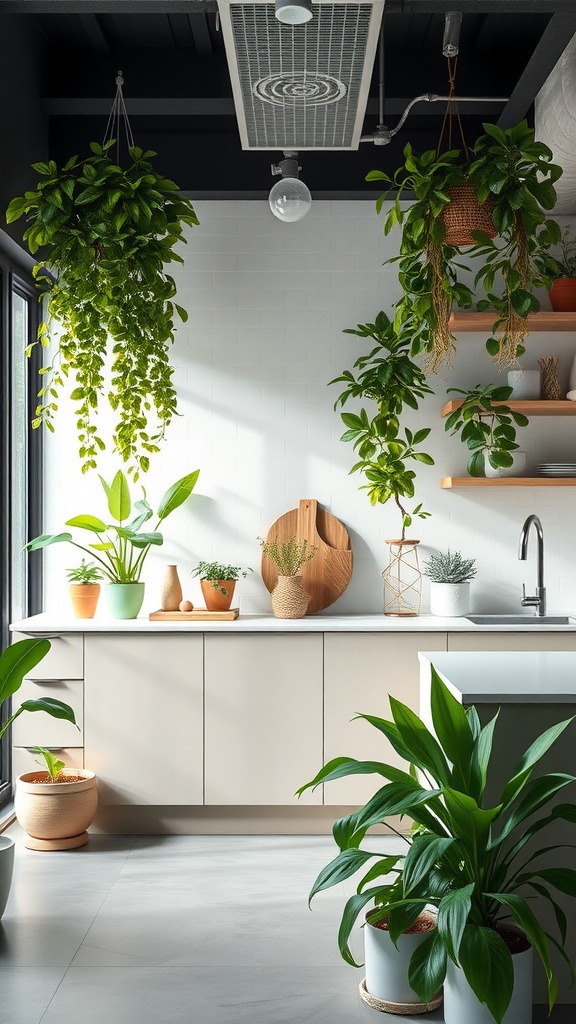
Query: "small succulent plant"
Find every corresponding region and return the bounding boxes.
[423,548,477,584]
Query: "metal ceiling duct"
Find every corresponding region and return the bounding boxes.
[535,30,576,214]
[217,0,385,150]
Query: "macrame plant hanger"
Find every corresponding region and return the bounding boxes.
[436,56,468,162]
[103,70,135,164]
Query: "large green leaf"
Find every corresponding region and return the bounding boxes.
[458,925,514,1024]
[24,532,72,551]
[354,781,442,834]
[129,532,163,548]
[408,930,447,1003]
[429,665,474,789]
[386,901,427,944]
[308,848,395,903]
[489,893,556,1011]
[402,833,455,895]
[470,712,499,802]
[156,470,200,521]
[443,788,500,860]
[529,868,576,897]
[353,713,415,764]
[65,515,107,533]
[20,697,77,725]
[500,719,574,808]
[103,470,131,523]
[0,638,51,702]
[337,887,386,966]
[495,773,576,846]
[437,883,474,964]
[295,756,416,797]
[389,696,451,785]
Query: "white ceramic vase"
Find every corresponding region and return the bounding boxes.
[507,369,540,400]
[569,353,576,394]
[0,835,15,919]
[364,918,437,1005]
[429,581,470,617]
[444,943,532,1024]
[484,451,527,478]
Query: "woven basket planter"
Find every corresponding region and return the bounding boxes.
[441,184,495,246]
[271,575,310,618]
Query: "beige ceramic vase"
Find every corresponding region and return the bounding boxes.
[161,565,183,611]
[15,769,98,851]
[271,575,310,619]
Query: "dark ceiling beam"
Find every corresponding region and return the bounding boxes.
[189,12,211,56]
[1,0,574,11]
[42,96,508,116]
[497,10,576,127]
[77,13,111,54]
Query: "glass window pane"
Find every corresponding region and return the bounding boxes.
[11,290,29,624]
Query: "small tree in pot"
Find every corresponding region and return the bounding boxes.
[423,549,477,617]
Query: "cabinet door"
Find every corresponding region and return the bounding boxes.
[12,632,83,679]
[324,632,447,805]
[84,634,203,805]
[204,634,323,805]
[448,632,576,652]
[13,746,84,780]
[12,678,83,746]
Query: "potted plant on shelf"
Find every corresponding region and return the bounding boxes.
[444,383,529,478]
[6,141,199,477]
[190,561,253,612]
[330,312,434,615]
[423,548,476,617]
[15,746,98,851]
[548,226,576,312]
[66,559,102,618]
[297,664,576,1024]
[25,468,200,619]
[258,536,317,618]
[0,637,77,873]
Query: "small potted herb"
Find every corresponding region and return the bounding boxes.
[190,561,253,612]
[66,559,102,619]
[423,548,477,617]
[444,384,529,478]
[549,227,576,311]
[258,536,317,618]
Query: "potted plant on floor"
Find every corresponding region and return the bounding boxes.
[331,312,434,615]
[423,549,477,617]
[444,384,529,478]
[6,141,199,477]
[25,468,200,619]
[190,561,253,612]
[548,226,576,312]
[258,536,317,618]
[0,637,77,872]
[15,746,98,851]
[66,559,102,618]
[298,664,576,1024]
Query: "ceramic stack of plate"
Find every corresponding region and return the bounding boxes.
[537,463,576,477]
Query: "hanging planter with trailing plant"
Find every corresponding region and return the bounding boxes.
[6,75,199,478]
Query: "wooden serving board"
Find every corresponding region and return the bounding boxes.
[261,499,353,613]
[149,609,239,621]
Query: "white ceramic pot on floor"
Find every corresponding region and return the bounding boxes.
[0,834,15,918]
[364,916,438,1006]
[444,943,532,1024]
[429,581,470,617]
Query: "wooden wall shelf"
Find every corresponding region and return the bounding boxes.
[441,477,576,488]
[448,311,576,332]
[441,400,576,417]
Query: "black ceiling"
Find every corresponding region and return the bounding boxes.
[4,0,576,197]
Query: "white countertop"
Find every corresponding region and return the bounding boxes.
[10,611,576,633]
[419,650,576,703]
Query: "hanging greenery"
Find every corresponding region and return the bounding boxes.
[6,141,199,477]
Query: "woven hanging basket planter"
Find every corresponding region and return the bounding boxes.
[441,184,496,246]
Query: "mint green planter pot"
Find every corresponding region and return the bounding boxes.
[106,582,145,619]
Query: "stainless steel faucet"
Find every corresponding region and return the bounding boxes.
[518,514,546,616]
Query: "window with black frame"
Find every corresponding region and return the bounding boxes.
[0,258,42,810]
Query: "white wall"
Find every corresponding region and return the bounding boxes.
[43,201,576,615]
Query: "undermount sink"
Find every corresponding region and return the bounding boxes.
[464,614,576,626]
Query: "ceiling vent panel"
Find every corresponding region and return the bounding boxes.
[217,0,385,150]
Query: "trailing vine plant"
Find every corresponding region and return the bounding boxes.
[330,311,434,539]
[6,141,199,477]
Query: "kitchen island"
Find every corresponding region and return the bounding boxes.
[419,650,576,1007]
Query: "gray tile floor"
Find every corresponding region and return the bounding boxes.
[0,825,571,1023]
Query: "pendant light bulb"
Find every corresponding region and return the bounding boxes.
[269,152,312,223]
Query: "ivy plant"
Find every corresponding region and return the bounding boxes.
[467,121,562,366]
[6,141,199,477]
[331,311,434,539]
[444,383,529,476]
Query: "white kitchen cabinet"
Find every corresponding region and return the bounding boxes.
[13,631,83,679]
[12,678,83,747]
[323,632,448,805]
[84,634,203,806]
[12,746,84,779]
[204,633,323,805]
[447,632,576,652]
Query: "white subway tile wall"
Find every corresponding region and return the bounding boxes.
[43,202,576,615]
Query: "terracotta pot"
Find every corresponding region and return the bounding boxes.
[68,583,100,619]
[201,579,236,611]
[15,769,98,850]
[549,277,576,312]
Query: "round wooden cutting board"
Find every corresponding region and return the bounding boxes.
[261,499,353,613]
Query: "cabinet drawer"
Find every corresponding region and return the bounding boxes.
[12,632,83,680]
[12,746,84,780]
[12,679,83,746]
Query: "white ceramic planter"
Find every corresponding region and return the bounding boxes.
[484,451,527,478]
[507,369,540,399]
[429,581,470,617]
[0,835,15,918]
[364,917,435,1005]
[444,943,532,1024]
